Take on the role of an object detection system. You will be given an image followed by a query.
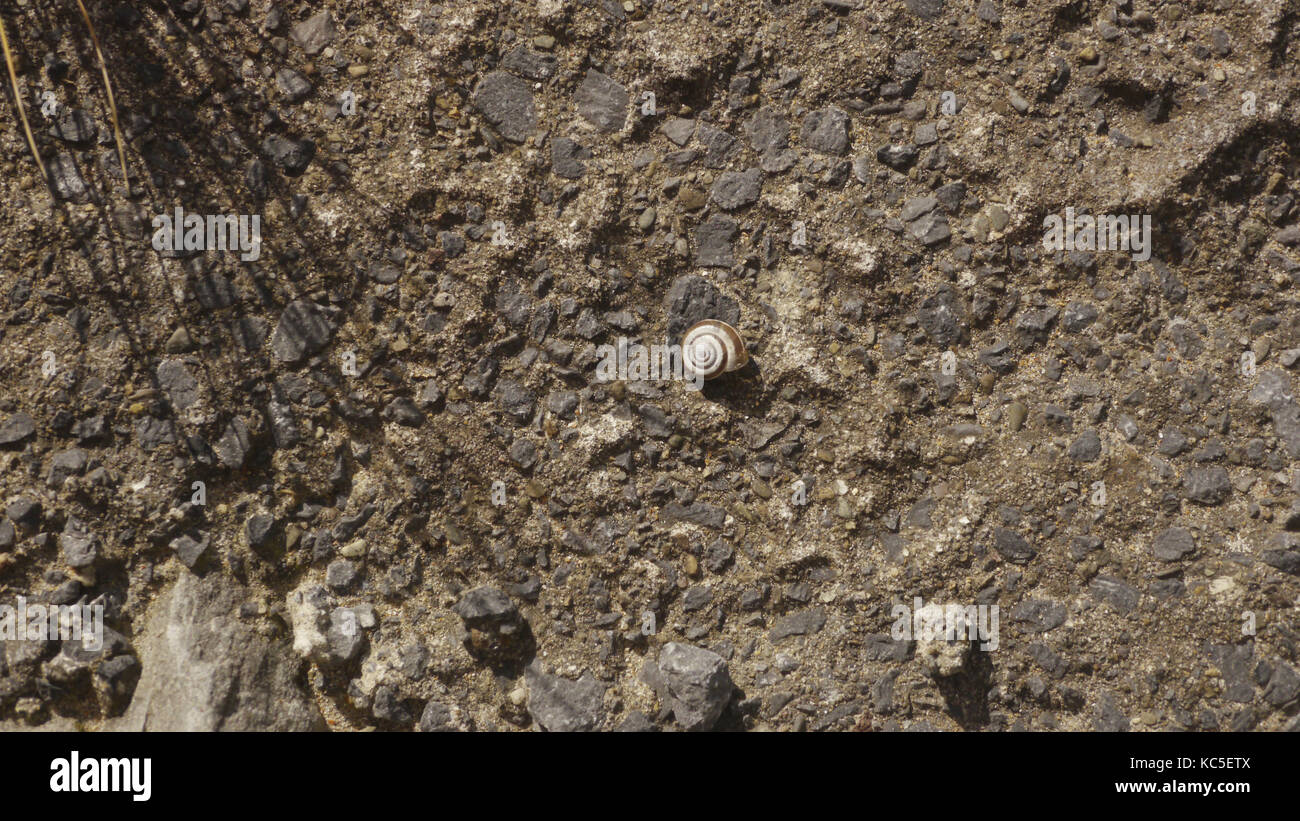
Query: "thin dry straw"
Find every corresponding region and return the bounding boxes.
[0,13,47,183]
[73,0,129,192]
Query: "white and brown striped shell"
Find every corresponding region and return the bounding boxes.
[682,319,748,380]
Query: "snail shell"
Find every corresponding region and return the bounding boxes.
[682,319,748,380]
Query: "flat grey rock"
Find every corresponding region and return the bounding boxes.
[111,574,325,731]
[644,642,733,731]
[709,167,763,210]
[271,299,332,363]
[575,70,628,132]
[473,71,537,142]
[289,11,335,55]
[525,663,606,732]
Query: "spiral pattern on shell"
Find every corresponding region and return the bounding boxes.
[687,333,724,375]
[682,319,748,380]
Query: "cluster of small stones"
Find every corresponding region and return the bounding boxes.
[0,0,1299,731]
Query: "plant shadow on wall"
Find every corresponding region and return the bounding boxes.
[2,9,476,489]
[0,1,472,723]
